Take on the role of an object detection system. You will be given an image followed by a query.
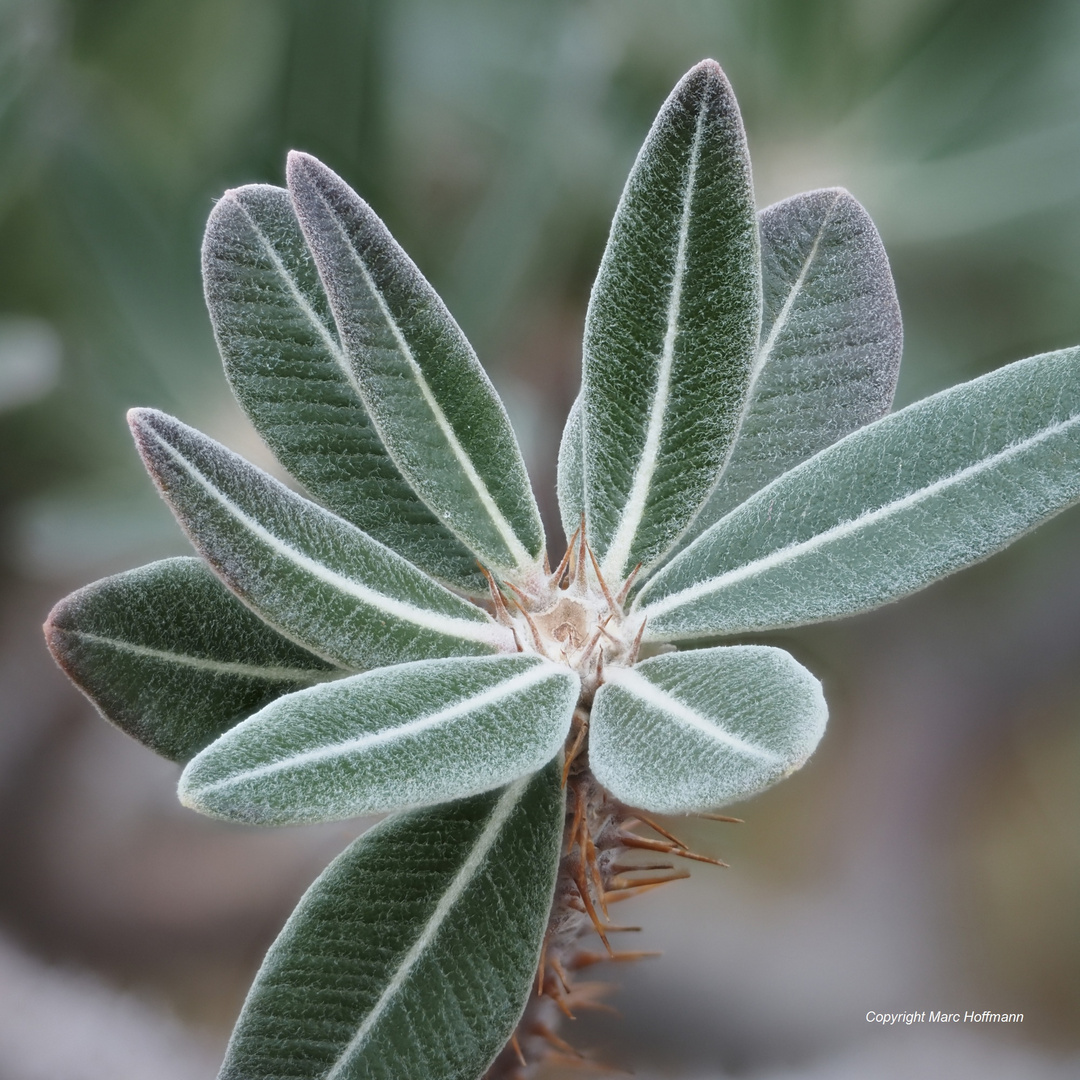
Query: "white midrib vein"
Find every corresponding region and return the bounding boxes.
[605,667,780,762]
[147,430,502,647]
[322,199,534,569]
[190,662,563,795]
[640,410,1080,620]
[67,630,340,683]
[662,193,837,564]
[233,197,363,402]
[323,777,528,1079]
[238,196,508,584]
[601,105,706,582]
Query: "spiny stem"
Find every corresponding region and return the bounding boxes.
[487,743,728,1079]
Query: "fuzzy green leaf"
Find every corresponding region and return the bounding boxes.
[218,764,564,1080]
[203,184,485,594]
[129,408,512,669]
[286,152,545,577]
[676,188,902,551]
[590,646,826,813]
[556,393,584,544]
[179,655,578,824]
[580,59,760,582]
[637,347,1080,639]
[44,558,340,763]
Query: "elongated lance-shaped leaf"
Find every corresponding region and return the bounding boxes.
[44,558,341,763]
[203,185,486,595]
[591,646,826,813]
[180,655,578,823]
[636,347,1080,640]
[218,762,564,1080]
[581,59,760,583]
[556,393,584,544]
[286,151,545,577]
[675,188,902,554]
[129,409,513,670]
[561,190,901,562]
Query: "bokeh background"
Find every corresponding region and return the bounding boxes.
[1,1,1079,1077]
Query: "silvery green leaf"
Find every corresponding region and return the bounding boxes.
[556,393,584,543]
[286,152,545,577]
[637,347,1080,639]
[179,655,578,824]
[676,188,903,551]
[202,185,485,595]
[590,646,826,813]
[581,60,760,583]
[219,763,564,1080]
[44,557,340,763]
[129,408,512,670]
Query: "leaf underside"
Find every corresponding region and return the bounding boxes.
[180,655,579,823]
[44,558,340,763]
[219,762,565,1080]
[287,152,545,576]
[590,645,827,813]
[203,184,486,595]
[580,59,760,582]
[638,346,1080,639]
[129,408,508,671]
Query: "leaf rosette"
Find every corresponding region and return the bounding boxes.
[46,59,1080,1080]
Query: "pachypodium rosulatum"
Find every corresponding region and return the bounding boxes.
[46,60,1080,1079]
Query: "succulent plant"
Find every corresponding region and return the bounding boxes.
[45,60,1080,1079]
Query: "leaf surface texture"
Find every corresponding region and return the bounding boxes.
[218,764,564,1080]
[590,646,826,812]
[45,557,339,763]
[638,347,1080,638]
[580,59,760,581]
[180,655,578,823]
[556,393,584,545]
[203,184,484,593]
[678,188,902,550]
[288,152,544,575]
[129,408,509,669]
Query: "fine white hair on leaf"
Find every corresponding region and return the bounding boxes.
[638,346,1080,638]
[556,393,585,547]
[671,187,903,558]
[218,765,564,1080]
[178,654,579,823]
[286,152,546,576]
[202,184,487,595]
[128,408,513,671]
[43,557,342,764]
[589,645,827,813]
[580,59,761,583]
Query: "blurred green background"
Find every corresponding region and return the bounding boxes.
[1,1,1079,1077]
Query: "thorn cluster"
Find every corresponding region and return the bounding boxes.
[483,618,739,1079]
[481,516,645,702]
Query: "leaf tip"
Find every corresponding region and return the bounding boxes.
[42,596,72,670]
[175,766,205,812]
[679,57,731,96]
[285,149,326,190]
[41,587,105,717]
[690,57,723,77]
[126,405,157,435]
[285,150,359,240]
[127,406,165,462]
